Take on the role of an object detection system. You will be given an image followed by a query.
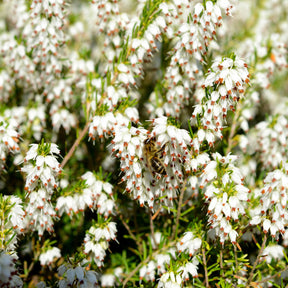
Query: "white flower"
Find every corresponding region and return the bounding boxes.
[178,257,199,280]
[158,271,182,288]
[177,232,202,256]
[261,245,284,264]
[39,247,61,266]
[201,153,249,244]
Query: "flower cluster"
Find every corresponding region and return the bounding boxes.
[21,142,61,236]
[255,115,288,170]
[84,221,117,267]
[39,247,61,266]
[111,116,192,209]
[1,0,288,287]
[160,0,234,117]
[56,171,114,218]
[88,108,139,141]
[192,56,250,146]
[250,163,288,238]
[201,152,249,244]
[176,231,202,257]
[23,0,67,79]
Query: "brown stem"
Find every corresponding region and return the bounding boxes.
[150,211,157,249]
[123,257,150,288]
[247,234,267,284]
[234,245,238,275]
[171,180,186,240]
[257,267,288,283]
[202,247,209,287]
[220,247,224,277]
[152,207,161,221]
[60,121,90,169]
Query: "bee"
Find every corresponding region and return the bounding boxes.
[143,136,167,177]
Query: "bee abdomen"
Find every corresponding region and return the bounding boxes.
[151,158,167,175]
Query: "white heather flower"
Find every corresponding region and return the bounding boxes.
[51,108,77,134]
[178,257,199,280]
[26,0,66,64]
[101,267,123,286]
[160,0,233,117]
[28,106,46,141]
[158,271,182,288]
[83,221,117,267]
[0,251,23,287]
[192,56,250,146]
[201,153,249,244]
[112,116,193,208]
[21,142,60,236]
[79,171,115,218]
[0,116,21,170]
[39,247,61,266]
[255,115,288,169]
[177,231,202,256]
[22,142,61,193]
[100,274,115,287]
[249,163,288,238]
[89,112,131,141]
[261,245,284,264]
[140,260,156,282]
[150,231,162,249]
[56,195,77,217]
[155,253,171,275]
[25,189,57,237]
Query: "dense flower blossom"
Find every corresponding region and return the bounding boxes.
[111,116,193,208]
[201,152,249,244]
[160,0,233,117]
[0,0,287,286]
[88,109,139,141]
[254,115,288,169]
[21,142,61,236]
[84,221,117,267]
[250,162,288,238]
[177,231,202,257]
[21,143,61,193]
[192,56,250,148]
[56,171,114,217]
[24,188,57,237]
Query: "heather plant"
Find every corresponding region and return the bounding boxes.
[0,0,287,287]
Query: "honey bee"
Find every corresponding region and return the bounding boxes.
[143,136,167,177]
